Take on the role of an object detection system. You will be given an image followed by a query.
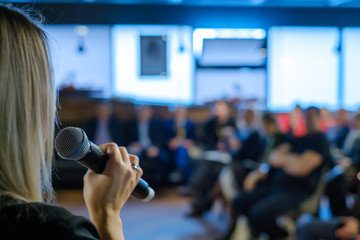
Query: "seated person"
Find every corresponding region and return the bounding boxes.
[326,113,360,216]
[242,112,289,193]
[320,107,336,133]
[327,108,351,150]
[288,104,307,138]
[83,100,126,146]
[234,109,264,164]
[163,106,196,185]
[186,100,237,217]
[212,109,265,205]
[218,113,287,239]
[124,105,169,188]
[230,106,332,239]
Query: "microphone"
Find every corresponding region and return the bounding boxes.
[54,126,155,202]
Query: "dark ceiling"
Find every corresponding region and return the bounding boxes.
[8,0,360,7]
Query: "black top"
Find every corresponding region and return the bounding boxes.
[345,138,360,170]
[124,119,168,149]
[333,125,350,149]
[201,116,237,150]
[271,132,332,194]
[83,115,126,147]
[234,130,264,162]
[162,119,196,143]
[0,196,99,240]
[263,131,289,162]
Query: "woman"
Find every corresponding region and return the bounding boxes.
[0,4,142,240]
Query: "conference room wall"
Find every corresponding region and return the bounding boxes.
[15,3,360,28]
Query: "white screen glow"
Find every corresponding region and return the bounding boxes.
[45,25,111,98]
[268,27,339,111]
[343,28,360,111]
[112,25,194,105]
[196,68,266,107]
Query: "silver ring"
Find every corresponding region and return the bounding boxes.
[131,163,140,171]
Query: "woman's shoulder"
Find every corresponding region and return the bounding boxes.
[0,195,99,240]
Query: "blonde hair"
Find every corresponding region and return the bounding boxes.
[0,5,55,202]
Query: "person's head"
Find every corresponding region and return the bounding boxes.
[136,105,153,122]
[211,100,230,120]
[173,106,188,121]
[320,108,331,120]
[262,113,279,135]
[95,101,113,121]
[304,106,321,133]
[0,5,55,202]
[353,113,360,130]
[336,108,349,126]
[244,109,256,126]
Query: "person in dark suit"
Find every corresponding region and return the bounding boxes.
[125,105,169,188]
[163,106,196,185]
[327,108,351,149]
[201,100,237,152]
[83,100,126,147]
[326,113,360,216]
[234,109,264,163]
[187,100,238,217]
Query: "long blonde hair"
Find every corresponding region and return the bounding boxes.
[0,5,55,202]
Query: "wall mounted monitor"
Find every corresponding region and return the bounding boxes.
[267,27,340,111]
[45,25,111,98]
[112,25,194,105]
[193,28,267,67]
[140,36,167,76]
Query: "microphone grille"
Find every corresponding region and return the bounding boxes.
[55,127,90,160]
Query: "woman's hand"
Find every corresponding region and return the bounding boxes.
[83,143,143,240]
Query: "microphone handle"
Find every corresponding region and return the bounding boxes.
[77,141,108,174]
[76,141,154,201]
[133,178,150,199]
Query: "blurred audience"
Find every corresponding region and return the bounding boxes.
[289,104,307,138]
[217,113,286,239]
[297,170,360,240]
[186,100,237,217]
[327,108,351,149]
[326,113,360,216]
[83,100,126,146]
[234,109,264,163]
[201,100,237,152]
[320,107,337,133]
[216,109,264,202]
[124,105,169,188]
[242,113,289,194]
[64,98,360,239]
[163,106,196,185]
[229,106,332,239]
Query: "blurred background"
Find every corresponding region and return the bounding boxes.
[9,0,360,239]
